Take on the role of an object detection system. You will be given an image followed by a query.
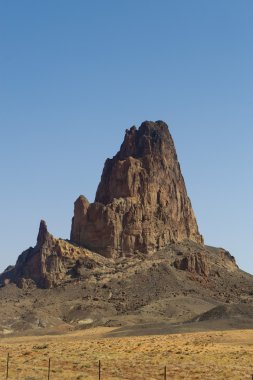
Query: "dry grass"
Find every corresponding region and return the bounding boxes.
[0,328,253,379]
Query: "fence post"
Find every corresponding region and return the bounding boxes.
[98,360,101,380]
[48,358,51,380]
[6,353,9,380]
[164,365,167,380]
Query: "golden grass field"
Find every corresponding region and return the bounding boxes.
[0,328,253,379]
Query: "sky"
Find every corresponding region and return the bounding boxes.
[0,0,253,274]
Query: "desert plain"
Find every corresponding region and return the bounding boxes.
[0,327,253,380]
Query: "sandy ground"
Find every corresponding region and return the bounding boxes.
[0,327,253,379]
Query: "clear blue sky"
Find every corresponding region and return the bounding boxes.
[0,0,253,274]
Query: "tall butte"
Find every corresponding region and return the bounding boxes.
[71,120,203,258]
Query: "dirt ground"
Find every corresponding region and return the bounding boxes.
[0,327,253,379]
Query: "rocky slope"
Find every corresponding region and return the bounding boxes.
[0,239,252,336]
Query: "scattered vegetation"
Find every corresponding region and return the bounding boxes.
[0,328,253,379]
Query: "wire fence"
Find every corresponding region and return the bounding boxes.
[3,353,170,380]
[2,352,253,379]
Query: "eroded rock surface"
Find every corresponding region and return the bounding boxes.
[71,121,203,258]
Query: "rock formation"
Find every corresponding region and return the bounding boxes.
[71,120,203,258]
[0,120,239,291]
[0,118,247,336]
[0,220,106,288]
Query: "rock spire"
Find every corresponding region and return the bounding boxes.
[71,120,203,257]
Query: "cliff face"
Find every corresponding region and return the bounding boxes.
[71,121,203,258]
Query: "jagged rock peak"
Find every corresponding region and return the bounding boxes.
[117,120,174,160]
[0,220,105,289]
[36,220,50,246]
[95,121,177,204]
[71,120,203,258]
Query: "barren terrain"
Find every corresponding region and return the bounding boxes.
[1,242,253,337]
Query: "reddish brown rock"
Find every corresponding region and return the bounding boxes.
[71,121,203,258]
[4,220,64,288]
[173,252,209,277]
